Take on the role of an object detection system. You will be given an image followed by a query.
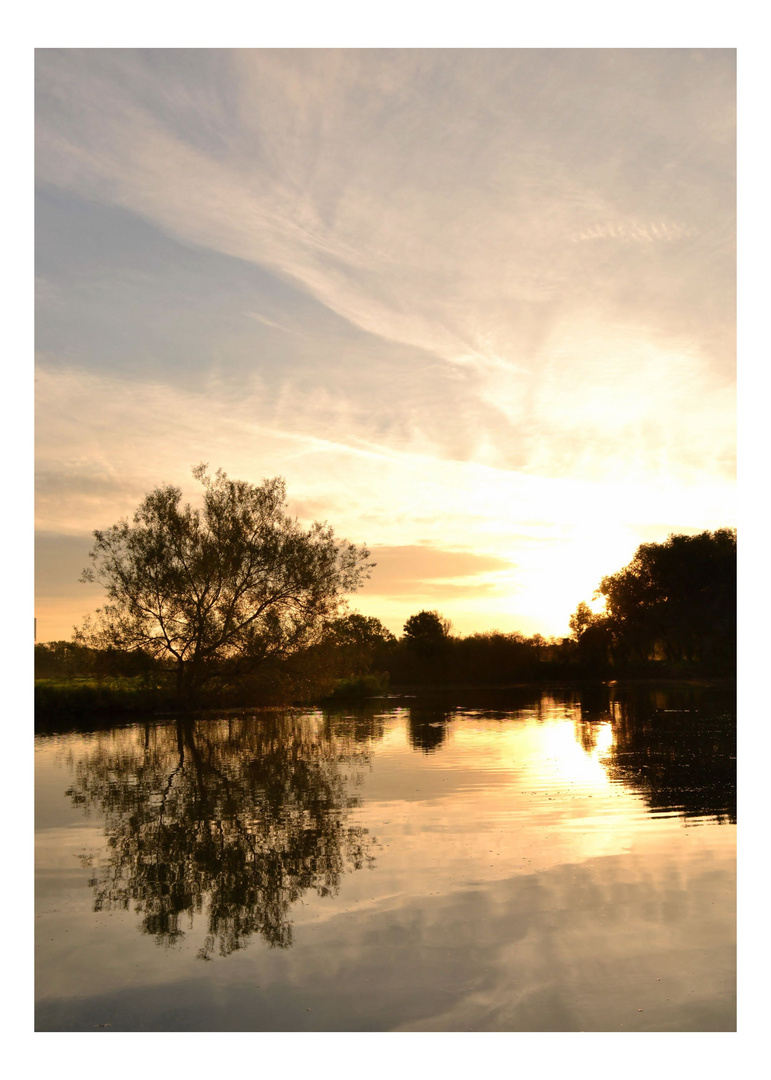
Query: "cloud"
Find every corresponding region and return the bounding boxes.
[244,311,292,332]
[36,532,99,598]
[36,49,735,376]
[34,358,735,642]
[360,546,513,598]
[571,219,695,243]
[34,50,736,640]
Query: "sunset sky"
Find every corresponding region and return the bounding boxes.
[34,48,736,642]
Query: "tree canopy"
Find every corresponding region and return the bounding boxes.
[78,466,372,699]
[571,529,736,667]
[402,610,452,643]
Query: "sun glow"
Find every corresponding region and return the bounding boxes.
[34,50,735,644]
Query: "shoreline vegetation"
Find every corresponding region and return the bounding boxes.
[35,469,736,733]
[34,674,736,738]
[33,675,736,736]
[34,630,734,734]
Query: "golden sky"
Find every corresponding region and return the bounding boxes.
[34,48,736,642]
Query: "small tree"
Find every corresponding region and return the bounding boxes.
[77,466,372,700]
[568,601,597,639]
[402,610,452,643]
[396,610,453,683]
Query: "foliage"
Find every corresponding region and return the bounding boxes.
[320,613,395,683]
[328,613,396,649]
[402,610,452,642]
[571,529,736,669]
[36,525,735,722]
[322,673,390,702]
[35,640,158,681]
[35,640,95,679]
[34,677,174,730]
[568,602,595,639]
[77,466,372,700]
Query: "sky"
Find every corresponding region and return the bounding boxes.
[34,47,736,642]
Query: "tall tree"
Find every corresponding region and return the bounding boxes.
[571,529,736,668]
[78,466,372,699]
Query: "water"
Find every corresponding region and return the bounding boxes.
[35,683,735,1031]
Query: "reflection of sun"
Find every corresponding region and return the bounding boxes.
[593,720,614,758]
[536,719,615,790]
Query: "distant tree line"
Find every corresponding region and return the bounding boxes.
[35,465,736,720]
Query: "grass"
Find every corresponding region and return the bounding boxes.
[34,676,176,730]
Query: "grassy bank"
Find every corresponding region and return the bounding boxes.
[34,678,177,730]
[34,671,390,732]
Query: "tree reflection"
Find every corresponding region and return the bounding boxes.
[573,685,736,823]
[407,707,451,753]
[65,712,380,958]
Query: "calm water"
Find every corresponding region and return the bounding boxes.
[35,683,735,1032]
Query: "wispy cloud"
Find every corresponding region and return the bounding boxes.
[35,361,734,638]
[34,49,735,640]
[571,219,695,243]
[244,311,292,332]
[36,50,735,373]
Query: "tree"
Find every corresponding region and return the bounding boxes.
[78,466,372,700]
[571,529,736,668]
[401,610,452,643]
[325,613,396,676]
[568,601,596,639]
[328,612,396,649]
[394,610,453,683]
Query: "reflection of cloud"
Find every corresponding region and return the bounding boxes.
[34,851,735,1032]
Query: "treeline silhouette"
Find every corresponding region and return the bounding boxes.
[36,529,735,723]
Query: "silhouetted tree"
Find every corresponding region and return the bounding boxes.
[326,613,395,674]
[34,640,96,679]
[77,466,372,702]
[329,612,396,649]
[571,529,736,671]
[568,602,596,639]
[453,631,532,684]
[402,610,451,643]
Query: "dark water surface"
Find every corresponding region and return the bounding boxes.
[35,683,735,1032]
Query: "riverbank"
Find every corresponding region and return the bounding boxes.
[34,672,735,735]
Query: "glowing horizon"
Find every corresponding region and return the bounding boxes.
[35,49,735,643]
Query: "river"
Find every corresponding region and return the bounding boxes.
[35,682,735,1031]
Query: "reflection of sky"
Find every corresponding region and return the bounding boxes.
[35,708,735,1032]
[35,49,735,640]
[353,711,713,896]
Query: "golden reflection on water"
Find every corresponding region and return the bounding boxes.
[35,686,735,1032]
[352,709,699,898]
